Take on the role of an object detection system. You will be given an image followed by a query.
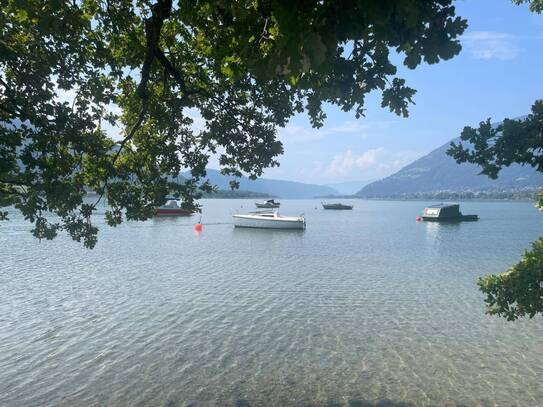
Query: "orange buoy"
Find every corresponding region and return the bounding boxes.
[194,223,203,232]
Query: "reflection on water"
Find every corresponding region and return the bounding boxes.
[232,226,306,236]
[0,199,542,407]
[423,220,462,249]
[423,220,462,234]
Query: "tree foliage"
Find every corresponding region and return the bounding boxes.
[448,1,543,321]
[448,101,543,320]
[448,101,543,180]
[1,0,467,247]
[513,0,543,13]
[478,238,543,321]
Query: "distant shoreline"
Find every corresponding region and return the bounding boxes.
[317,195,537,202]
[83,192,538,202]
[354,197,536,203]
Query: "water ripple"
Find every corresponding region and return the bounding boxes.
[1,199,542,406]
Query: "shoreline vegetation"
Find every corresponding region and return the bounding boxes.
[83,189,541,201]
[201,190,272,199]
[353,189,542,201]
[84,189,272,199]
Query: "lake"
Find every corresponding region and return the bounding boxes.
[1,199,542,406]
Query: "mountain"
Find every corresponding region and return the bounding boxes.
[202,189,272,199]
[357,132,543,198]
[183,169,338,198]
[326,180,375,195]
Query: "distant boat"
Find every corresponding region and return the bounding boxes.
[233,211,305,229]
[322,202,353,210]
[421,203,478,222]
[155,198,193,216]
[255,199,280,209]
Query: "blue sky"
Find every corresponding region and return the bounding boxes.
[258,0,543,186]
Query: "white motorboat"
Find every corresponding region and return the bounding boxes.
[233,211,305,230]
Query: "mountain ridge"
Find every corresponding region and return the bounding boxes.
[357,124,543,197]
[183,169,339,198]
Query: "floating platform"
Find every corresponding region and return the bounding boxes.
[421,203,478,222]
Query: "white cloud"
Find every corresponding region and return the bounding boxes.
[277,119,387,144]
[462,31,519,60]
[324,149,419,181]
[326,148,382,177]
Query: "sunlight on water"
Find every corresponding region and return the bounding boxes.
[1,199,542,406]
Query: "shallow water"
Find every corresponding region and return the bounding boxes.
[1,199,542,407]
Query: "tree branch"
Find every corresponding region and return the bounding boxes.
[136,0,172,98]
[91,103,148,209]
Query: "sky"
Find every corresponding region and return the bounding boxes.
[252,0,543,187]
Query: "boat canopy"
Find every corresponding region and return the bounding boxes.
[163,199,180,208]
[423,203,460,217]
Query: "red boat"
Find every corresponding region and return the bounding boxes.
[155,199,193,216]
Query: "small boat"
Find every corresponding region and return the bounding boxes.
[322,202,353,210]
[233,211,305,229]
[421,203,478,222]
[255,199,280,209]
[155,198,193,216]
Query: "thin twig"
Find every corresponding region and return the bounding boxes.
[91,103,148,209]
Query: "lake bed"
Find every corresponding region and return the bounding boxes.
[1,199,542,406]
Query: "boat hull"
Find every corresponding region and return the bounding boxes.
[322,205,353,210]
[422,215,478,222]
[233,215,305,229]
[155,208,193,216]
